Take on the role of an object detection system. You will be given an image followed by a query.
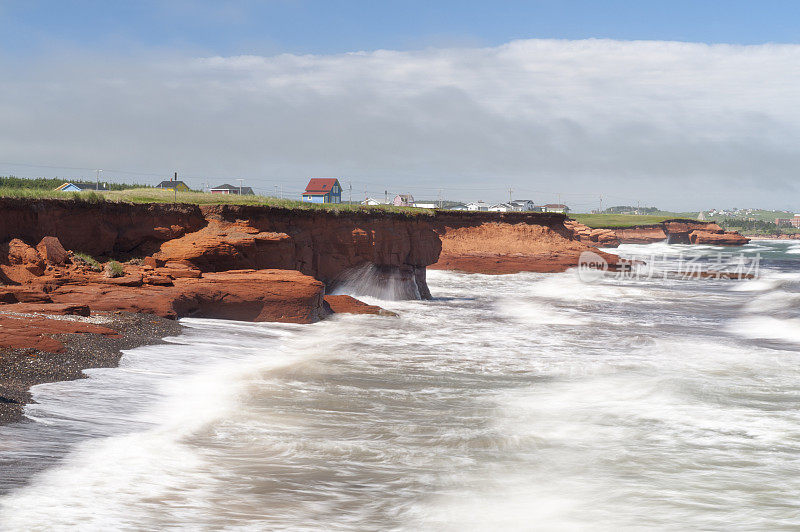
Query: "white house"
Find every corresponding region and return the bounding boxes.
[508,199,536,211]
[466,201,489,211]
[413,202,437,209]
[362,197,389,206]
[488,203,514,212]
[540,203,570,213]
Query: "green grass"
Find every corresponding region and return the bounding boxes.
[105,260,124,278]
[73,252,102,272]
[0,187,434,216]
[570,213,678,228]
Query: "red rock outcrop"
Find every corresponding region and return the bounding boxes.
[429,213,622,274]
[689,230,750,246]
[0,314,119,353]
[564,220,620,247]
[23,268,331,324]
[614,225,669,244]
[611,220,750,246]
[323,295,397,316]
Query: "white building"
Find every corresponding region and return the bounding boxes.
[362,197,389,206]
[488,203,514,212]
[466,201,489,211]
[539,203,570,213]
[413,202,438,209]
[508,199,536,211]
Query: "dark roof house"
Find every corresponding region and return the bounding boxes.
[210,183,254,195]
[156,180,190,191]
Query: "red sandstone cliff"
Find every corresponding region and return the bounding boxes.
[0,198,442,299]
[429,212,621,274]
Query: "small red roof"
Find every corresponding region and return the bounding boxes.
[304,178,339,194]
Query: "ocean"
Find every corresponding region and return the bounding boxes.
[1,240,800,530]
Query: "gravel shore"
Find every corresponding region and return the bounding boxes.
[0,312,182,425]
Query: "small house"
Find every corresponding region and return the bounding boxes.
[156,180,190,192]
[55,182,108,192]
[540,203,570,214]
[393,194,414,207]
[362,197,389,206]
[413,202,437,209]
[466,201,489,212]
[210,183,255,195]
[488,203,514,212]
[302,178,342,204]
[508,199,535,212]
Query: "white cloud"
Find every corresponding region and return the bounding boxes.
[1,39,799,209]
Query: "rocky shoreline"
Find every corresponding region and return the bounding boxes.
[0,311,182,424]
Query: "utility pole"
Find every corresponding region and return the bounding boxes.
[508,186,513,203]
[280,185,283,199]
[274,185,278,198]
[384,189,388,204]
[173,172,178,202]
[348,180,352,204]
[237,178,244,196]
[599,195,603,213]
[438,189,443,209]
[96,169,102,191]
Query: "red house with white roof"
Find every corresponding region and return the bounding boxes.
[301,178,342,204]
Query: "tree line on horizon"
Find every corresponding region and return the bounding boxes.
[0,175,151,191]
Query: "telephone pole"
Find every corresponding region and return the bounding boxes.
[237,178,244,196]
[348,181,352,204]
[95,169,102,191]
[508,186,513,203]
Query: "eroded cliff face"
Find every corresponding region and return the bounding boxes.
[0,199,442,299]
[0,198,206,257]
[429,212,621,274]
[153,205,441,298]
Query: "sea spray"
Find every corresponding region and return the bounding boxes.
[331,263,422,300]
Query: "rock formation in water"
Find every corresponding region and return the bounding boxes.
[609,220,749,246]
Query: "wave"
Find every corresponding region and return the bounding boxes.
[727,315,800,345]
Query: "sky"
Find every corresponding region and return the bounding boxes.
[1,0,800,210]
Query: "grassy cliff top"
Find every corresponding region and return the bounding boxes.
[0,187,433,216]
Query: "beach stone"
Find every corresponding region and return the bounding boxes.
[324,295,398,317]
[36,237,69,266]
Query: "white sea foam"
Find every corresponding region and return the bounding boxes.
[3,243,800,530]
[728,315,800,345]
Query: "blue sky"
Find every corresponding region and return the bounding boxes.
[3,0,800,57]
[2,1,800,209]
